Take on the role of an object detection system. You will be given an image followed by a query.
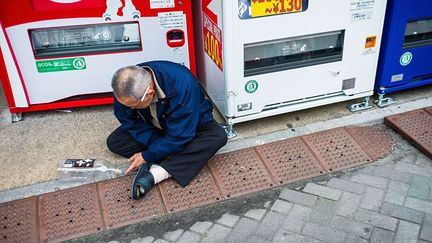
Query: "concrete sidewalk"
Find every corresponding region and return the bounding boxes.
[77,128,432,243]
[0,85,431,194]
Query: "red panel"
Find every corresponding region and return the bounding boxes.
[159,166,221,213]
[0,36,16,108]
[9,97,114,113]
[385,109,432,159]
[302,128,372,172]
[208,148,274,198]
[346,126,395,161]
[256,137,326,185]
[0,0,188,27]
[38,184,104,242]
[31,0,106,10]
[0,197,38,243]
[98,176,165,229]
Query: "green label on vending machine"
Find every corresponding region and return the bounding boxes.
[36,57,86,73]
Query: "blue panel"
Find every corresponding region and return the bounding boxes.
[375,0,432,95]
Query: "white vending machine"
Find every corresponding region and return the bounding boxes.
[193,0,388,136]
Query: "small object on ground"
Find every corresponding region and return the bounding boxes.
[57,159,121,182]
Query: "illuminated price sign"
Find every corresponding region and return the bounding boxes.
[203,14,223,71]
[238,0,308,19]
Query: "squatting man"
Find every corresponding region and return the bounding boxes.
[107,61,227,199]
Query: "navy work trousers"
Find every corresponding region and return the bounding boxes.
[107,120,227,187]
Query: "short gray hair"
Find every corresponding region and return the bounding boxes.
[111,66,151,100]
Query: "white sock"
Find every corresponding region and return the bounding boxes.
[149,164,171,184]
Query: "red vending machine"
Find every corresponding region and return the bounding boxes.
[0,0,195,120]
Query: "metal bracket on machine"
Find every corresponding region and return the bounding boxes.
[222,123,238,139]
[11,113,23,122]
[374,93,397,108]
[348,97,373,112]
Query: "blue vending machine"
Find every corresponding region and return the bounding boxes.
[375,0,432,107]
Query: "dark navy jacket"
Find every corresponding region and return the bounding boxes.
[114,61,214,163]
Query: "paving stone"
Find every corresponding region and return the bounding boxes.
[303,183,342,201]
[344,234,368,243]
[355,209,398,231]
[381,202,424,224]
[371,167,412,183]
[302,222,346,243]
[163,229,183,242]
[217,213,240,228]
[281,204,311,233]
[244,235,271,243]
[190,221,213,234]
[405,197,432,214]
[130,237,154,243]
[420,213,432,242]
[201,224,231,243]
[176,231,200,243]
[270,199,293,214]
[264,201,271,208]
[108,241,120,243]
[394,220,420,243]
[419,240,431,243]
[357,166,376,175]
[254,211,284,241]
[360,187,385,212]
[244,209,267,221]
[279,188,318,206]
[395,163,431,177]
[154,239,169,243]
[225,217,259,243]
[309,198,337,225]
[384,181,410,206]
[399,155,417,165]
[330,215,372,239]
[327,178,366,194]
[370,228,395,243]
[336,192,362,217]
[273,230,323,243]
[408,175,431,200]
[351,174,389,189]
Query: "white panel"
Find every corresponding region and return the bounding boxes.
[0,23,28,108]
[227,0,387,118]
[7,16,191,104]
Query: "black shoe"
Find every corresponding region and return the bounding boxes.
[131,163,154,200]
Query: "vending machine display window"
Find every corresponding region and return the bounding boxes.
[30,22,141,59]
[403,18,432,49]
[244,30,344,76]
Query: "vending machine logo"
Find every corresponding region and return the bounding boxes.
[103,0,141,21]
[245,80,259,93]
[400,52,413,66]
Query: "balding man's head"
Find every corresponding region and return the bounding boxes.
[111,66,152,100]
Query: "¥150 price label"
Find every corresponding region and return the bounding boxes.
[203,14,223,71]
[251,0,303,17]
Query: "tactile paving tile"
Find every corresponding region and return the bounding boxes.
[302,128,372,172]
[385,109,432,158]
[159,166,221,212]
[0,197,38,243]
[346,126,396,161]
[208,148,274,198]
[98,175,165,228]
[38,184,104,242]
[255,137,325,185]
[425,107,432,116]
